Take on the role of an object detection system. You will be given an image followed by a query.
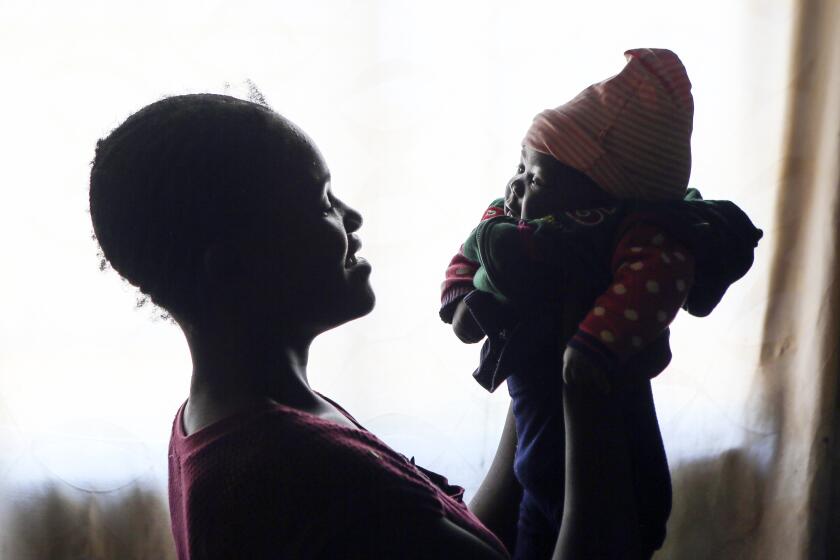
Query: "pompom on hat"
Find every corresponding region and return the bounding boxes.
[523,48,694,200]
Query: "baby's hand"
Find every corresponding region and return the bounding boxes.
[562,346,611,393]
[452,299,485,344]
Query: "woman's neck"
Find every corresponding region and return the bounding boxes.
[183,320,320,411]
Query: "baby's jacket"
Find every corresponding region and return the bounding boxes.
[440,190,762,391]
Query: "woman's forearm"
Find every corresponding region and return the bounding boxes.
[469,402,522,552]
[552,383,641,559]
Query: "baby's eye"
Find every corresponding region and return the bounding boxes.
[516,164,525,174]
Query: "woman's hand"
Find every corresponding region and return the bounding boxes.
[562,346,611,393]
[452,299,485,343]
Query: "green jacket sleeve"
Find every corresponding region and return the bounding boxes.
[463,214,566,306]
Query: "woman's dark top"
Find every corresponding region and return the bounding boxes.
[168,396,508,559]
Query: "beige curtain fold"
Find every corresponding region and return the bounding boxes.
[755,0,840,558]
[660,1,840,558]
[5,484,175,560]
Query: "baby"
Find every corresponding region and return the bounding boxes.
[440,49,762,559]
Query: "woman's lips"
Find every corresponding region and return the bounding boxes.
[346,254,368,268]
[346,235,363,268]
[345,255,371,275]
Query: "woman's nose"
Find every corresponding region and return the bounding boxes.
[343,205,363,232]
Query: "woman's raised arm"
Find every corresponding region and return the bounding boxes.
[469,402,522,552]
[552,383,642,559]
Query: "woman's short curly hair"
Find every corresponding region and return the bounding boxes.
[90,94,277,319]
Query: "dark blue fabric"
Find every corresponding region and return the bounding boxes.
[506,361,566,510]
[514,491,560,560]
[509,374,671,559]
[465,289,559,393]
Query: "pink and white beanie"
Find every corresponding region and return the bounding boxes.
[523,48,694,201]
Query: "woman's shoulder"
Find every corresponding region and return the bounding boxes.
[173,401,438,495]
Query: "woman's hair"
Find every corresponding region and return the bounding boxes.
[90,94,277,319]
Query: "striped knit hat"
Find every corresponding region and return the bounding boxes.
[523,48,694,200]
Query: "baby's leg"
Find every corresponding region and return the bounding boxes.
[514,491,560,560]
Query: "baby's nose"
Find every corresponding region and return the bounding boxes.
[508,177,525,198]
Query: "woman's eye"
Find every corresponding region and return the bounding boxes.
[529,176,543,187]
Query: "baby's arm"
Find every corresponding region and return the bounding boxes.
[440,200,506,343]
[565,221,695,387]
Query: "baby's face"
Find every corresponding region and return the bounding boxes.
[505,147,608,219]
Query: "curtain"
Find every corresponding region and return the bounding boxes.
[753,0,838,556]
[658,1,840,558]
[0,1,837,558]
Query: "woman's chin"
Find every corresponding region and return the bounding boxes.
[327,280,376,330]
[316,294,375,335]
[350,282,376,318]
[345,258,375,312]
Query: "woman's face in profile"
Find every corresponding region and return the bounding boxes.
[234,117,375,334]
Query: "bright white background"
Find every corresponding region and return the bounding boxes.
[0,0,792,545]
